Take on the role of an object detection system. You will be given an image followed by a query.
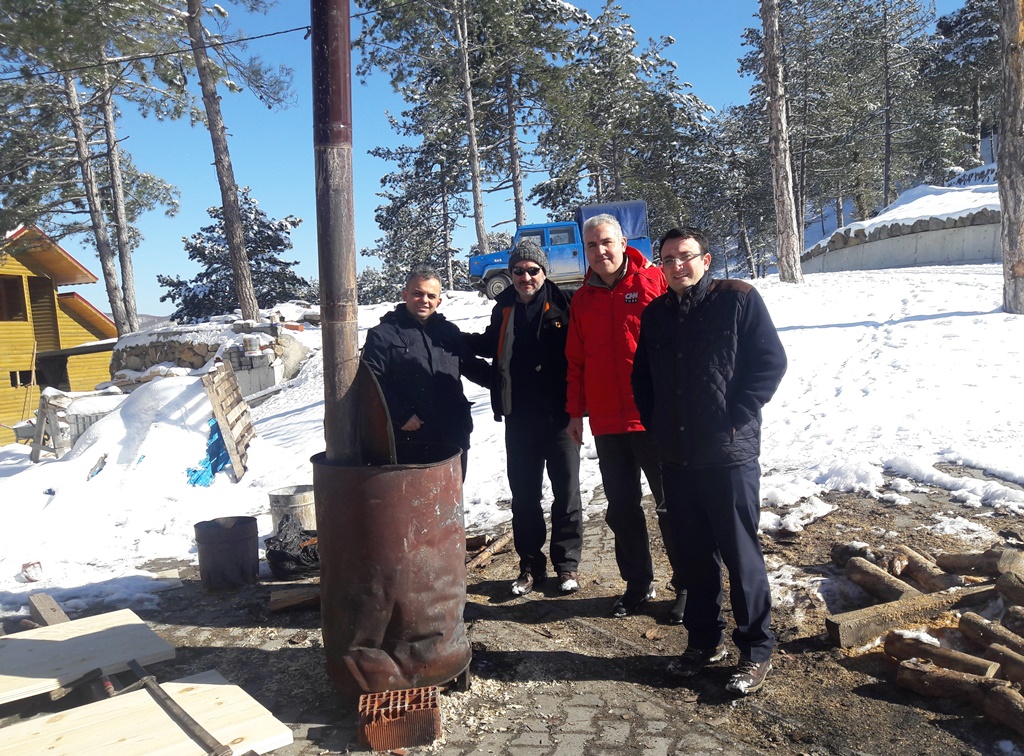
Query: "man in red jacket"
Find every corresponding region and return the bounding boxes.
[566,214,683,620]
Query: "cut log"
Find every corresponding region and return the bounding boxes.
[825,584,997,648]
[890,545,965,592]
[935,548,1024,577]
[845,557,921,602]
[28,593,70,626]
[1002,606,1024,638]
[985,643,1024,683]
[830,541,877,568]
[466,529,513,570]
[269,586,321,612]
[959,612,1024,656]
[984,685,1024,738]
[896,658,1009,706]
[883,631,998,677]
[997,570,1024,607]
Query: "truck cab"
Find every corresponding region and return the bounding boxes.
[468,200,652,299]
[469,222,586,299]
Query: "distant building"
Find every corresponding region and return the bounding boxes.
[0,225,117,444]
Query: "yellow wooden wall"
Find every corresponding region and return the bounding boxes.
[0,384,39,445]
[56,299,114,392]
[67,352,113,392]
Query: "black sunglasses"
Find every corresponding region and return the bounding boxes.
[513,266,543,277]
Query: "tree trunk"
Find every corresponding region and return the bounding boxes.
[441,169,454,289]
[184,0,259,321]
[453,0,489,256]
[998,0,1024,314]
[974,77,983,164]
[99,67,139,332]
[505,68,525,227]
[736,200,756,278]
[882,5,893,207]
[759,0,803,283]
[63,74,129,336]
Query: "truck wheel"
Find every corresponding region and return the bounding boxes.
[485,273,511,299]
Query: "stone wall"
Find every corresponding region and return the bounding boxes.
[801,209,1001,275]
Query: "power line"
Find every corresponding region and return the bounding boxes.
[0,25,310,84]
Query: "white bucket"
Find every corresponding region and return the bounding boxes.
[268,484,316,533]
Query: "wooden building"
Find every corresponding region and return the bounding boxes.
[1,226,117,445]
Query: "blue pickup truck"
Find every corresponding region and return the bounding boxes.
[468,200,653,299]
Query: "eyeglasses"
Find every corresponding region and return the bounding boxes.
[661,252,703,267]
[513,266,543,277]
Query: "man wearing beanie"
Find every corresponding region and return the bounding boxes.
[465,239,584,596]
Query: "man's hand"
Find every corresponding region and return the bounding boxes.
[401,414,423,432]
[567,417,584,445]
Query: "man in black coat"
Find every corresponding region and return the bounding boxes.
[632,227,787,695]
[362,267,489,479]
[465,240,583,597]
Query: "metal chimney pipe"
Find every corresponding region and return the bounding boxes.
[311,0,358,464]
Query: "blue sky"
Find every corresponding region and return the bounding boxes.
[102,0,961,315]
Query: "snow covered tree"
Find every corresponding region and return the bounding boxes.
[158,188,309,323]
[532,2,712,228]
[928,0,1001,166]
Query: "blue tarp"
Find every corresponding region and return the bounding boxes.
[575,200,650,241]
[186,417,231,487]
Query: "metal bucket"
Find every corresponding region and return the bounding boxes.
[193,516,259,593]
[269,484,317,533]
[312,443,469,699]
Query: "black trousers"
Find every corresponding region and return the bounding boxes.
[505,415,583,575]
[594,431,679,590]
[663,458,774,662]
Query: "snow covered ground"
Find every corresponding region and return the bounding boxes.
[1,260,1022,620]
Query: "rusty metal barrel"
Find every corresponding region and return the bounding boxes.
[312,443,470,699]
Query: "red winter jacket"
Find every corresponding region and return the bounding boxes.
[565,247,667,436]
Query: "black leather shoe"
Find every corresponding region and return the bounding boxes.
[611,585,655,617]
[667,590,686,625]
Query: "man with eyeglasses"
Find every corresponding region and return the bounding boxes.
[362,266,488,480]
[465,240,583,597]
[632,227,787,695]
[565,213,685,623]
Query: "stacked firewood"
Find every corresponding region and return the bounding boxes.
[827,544,1024,736]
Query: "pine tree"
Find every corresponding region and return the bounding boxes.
[157,188,309,323]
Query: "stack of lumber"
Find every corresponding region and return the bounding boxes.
[0,600,292,754]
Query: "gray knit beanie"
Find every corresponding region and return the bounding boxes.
[508,239,548,273]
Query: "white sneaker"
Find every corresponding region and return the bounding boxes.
[559,571,580,593]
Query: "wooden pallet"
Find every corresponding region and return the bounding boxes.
[0,670,293,755]
[0,608,174,705]
[201,361,255,481]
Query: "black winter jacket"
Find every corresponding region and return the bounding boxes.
[631,275,787,469]
[362,305,489,450]
[464,280,572,425]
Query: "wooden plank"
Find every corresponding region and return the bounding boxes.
[0,608,174,705]
[825,584,997,648]
[0,670,292,755]
[27,593,69,626]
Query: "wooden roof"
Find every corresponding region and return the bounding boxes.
[1,225,98,286]
[57,291,117,339]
